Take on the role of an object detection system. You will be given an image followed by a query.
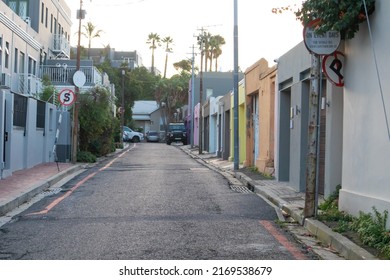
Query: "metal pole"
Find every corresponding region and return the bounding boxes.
[71,0,83,163]
[120,69,125,147]
[198,36,204,155]
[191,45,195,147]
[233,0,239,170]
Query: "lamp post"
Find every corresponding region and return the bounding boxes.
[233,0,239,170]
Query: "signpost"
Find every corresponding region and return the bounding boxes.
[58,89,76,107]
[303,19,342,218]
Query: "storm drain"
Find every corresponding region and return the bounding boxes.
[229,184,253,194]
[40,188,62,198]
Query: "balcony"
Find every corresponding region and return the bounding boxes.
[52,34,70,59]
[40,63,102,87]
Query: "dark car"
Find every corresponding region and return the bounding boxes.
[146,131,160,142]
[166,123,187,145]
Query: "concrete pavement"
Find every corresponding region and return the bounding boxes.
[0,144,377,260]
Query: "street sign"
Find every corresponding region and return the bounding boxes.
[322,51,345,87]
[58,88,76,106]
[73,70,86,88]
[303,19,341,55]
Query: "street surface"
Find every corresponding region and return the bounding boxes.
[0,143,317,260]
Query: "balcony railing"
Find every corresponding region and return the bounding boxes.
[18,74,42,96]
[52,34,71,58]
[40,65,102,87]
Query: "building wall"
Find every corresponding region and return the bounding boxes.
[229,80,246,164]
[276,41,343,195]
[245,58,276,175]
[1,89,58,178]
[339,0,390,226]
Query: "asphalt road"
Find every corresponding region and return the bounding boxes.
[0,143,315,260]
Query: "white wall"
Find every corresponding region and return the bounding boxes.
[340,0,390,226]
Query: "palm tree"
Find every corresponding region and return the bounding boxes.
[162,36,174,78]
[209,35,225,71]
[146,33,161,75]
[197,31,211,72]
[82,21,103,59]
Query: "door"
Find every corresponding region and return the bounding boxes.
[253,95,259,163]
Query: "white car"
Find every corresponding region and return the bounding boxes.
[123,126,144,142]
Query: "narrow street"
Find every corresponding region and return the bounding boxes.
[0,143,316,260]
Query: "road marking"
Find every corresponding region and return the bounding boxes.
[27,144,136,216]
[259,220,307,260]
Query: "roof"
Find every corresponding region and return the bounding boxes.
[132,101,159,115]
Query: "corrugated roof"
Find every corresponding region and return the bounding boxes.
[132,101,159,114]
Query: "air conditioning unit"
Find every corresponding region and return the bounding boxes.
[0,73,11,88]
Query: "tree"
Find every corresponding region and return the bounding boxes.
[146,33,161,74]
[154,72,190,129]
[82,21,103,58]
[162,36,174,78]
[78,86,118,157]
[173,59,193,74]
[209,35,225,71]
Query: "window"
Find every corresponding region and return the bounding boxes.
[28,57,36,75]
[19,51,25,73]
[8,1,28,18]
[54,18,57,34]
[18,1,27,18]
[0,37,2,66]
[5,42,9,69]
[36,101,45,129]
[50,14,53,33]
[45,7,48,28]
[14,48,18,73]
[41,3,44,24]
[13,94,28,128]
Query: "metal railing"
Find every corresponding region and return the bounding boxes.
[39,65,102,86]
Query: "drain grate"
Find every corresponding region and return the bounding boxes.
[41,188,62,197]
[229,185,253,194]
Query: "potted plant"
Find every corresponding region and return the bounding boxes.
[295,0,376,39]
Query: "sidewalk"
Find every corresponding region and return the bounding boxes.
[179,145,377,260]
[0,145,377,260]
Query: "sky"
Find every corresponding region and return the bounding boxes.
[66,0,305,77]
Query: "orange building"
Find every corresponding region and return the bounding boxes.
[244,59,276,176]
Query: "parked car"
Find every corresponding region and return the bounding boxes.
[166,123,187,145]
[123,126,144,142]
[146,131,160,142]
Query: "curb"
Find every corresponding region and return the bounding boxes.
[0,164,84,216]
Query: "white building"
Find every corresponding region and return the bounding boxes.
[339,0,390,226]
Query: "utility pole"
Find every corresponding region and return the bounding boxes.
[233,0,239,170]
[304,53,320,218]
[120,69,125,147]
[71,0,84,163]
[190,45,196,148]
[197,29,206,155]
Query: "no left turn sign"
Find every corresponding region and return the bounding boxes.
[58,89,76,106]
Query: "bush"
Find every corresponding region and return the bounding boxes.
[78,86,119,157]
[77,151,97,163]
[350,208,390,259]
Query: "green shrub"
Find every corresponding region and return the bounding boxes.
[77,151,97,163]
[350,207,390,259]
